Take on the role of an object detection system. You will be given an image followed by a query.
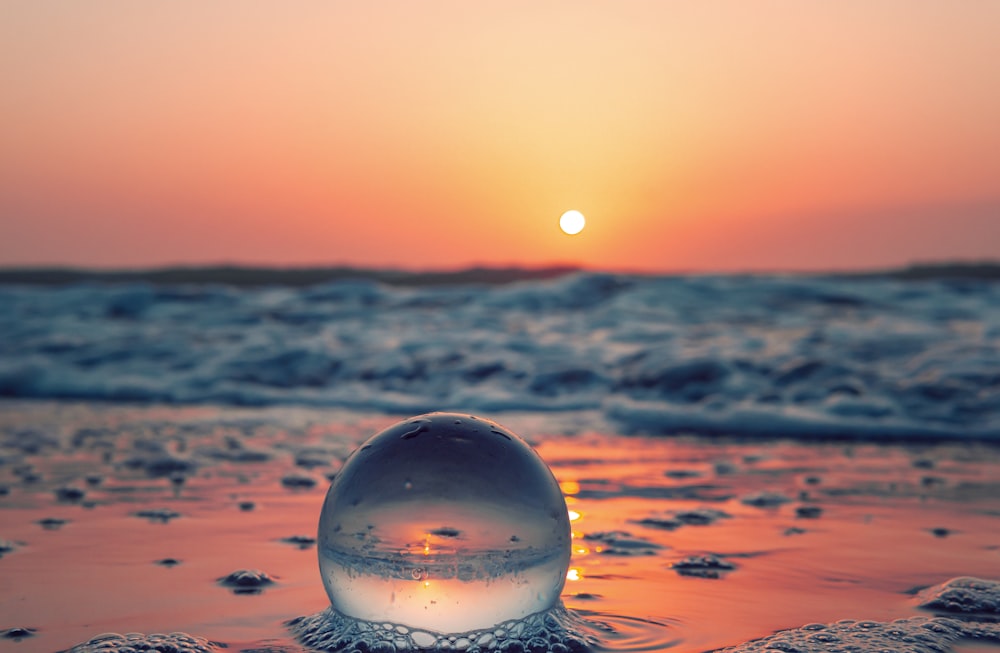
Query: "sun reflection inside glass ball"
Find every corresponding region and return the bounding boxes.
[318,413,572,634]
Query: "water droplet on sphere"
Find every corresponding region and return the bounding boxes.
[318,412,571,634]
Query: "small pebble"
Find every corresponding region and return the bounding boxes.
[281,474,317,490]
[295,453,329,469]
[635,517,682,530]
[134,508,181,523]
[218,569,276,594]
[664,469,701,479]
[795,505,824,519]
[583,531,662,556]
[37,517,68,530]
[2,627,36,640]
[281,535,316,549]
[637,508,730,532]
[55,487,86,502]
[670,554,737,579]
[673,508,730,525]
[742,491,792,507]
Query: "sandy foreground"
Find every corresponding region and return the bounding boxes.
[1,401,999,653]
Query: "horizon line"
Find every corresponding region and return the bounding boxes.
[0,259,998,287]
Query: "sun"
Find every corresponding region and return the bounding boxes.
[559,210,586,235]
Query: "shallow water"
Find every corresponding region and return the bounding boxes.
[1,401,999,653]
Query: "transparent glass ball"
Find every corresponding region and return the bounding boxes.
[318,413,572,634]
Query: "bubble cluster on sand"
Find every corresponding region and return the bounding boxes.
[290,603,596,653]
[713,576,1000,651]
[709,616,1000,652]
[67,632,219,653]
[917,576,1000,616]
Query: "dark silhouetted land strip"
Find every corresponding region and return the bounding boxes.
[868,261,1000,280]
[0,265,581,287]
[0,261,997,287]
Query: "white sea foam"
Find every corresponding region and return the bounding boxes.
[1,273,997,440]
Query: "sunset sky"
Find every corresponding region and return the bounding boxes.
[2,2,998,272]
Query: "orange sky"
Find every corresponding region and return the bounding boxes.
[1,2,998,272]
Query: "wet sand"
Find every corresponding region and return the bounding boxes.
[1,401,999,653]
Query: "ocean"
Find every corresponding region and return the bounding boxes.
[1,271,998,440]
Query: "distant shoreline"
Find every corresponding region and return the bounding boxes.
[0,265,582,288]
[0,261,996,287]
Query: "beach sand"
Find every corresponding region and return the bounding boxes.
[1,401,999,653]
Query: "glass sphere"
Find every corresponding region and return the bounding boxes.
[318,413,572,634]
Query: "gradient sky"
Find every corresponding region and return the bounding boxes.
[2,2,998,272]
